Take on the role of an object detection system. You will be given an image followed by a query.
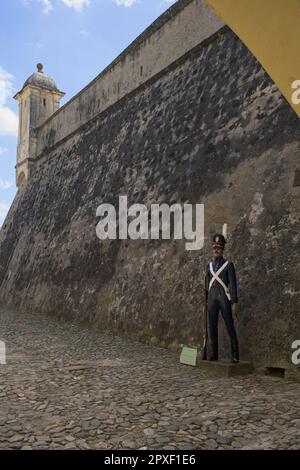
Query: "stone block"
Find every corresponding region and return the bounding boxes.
[198,360,253,377]
[285,369,300,383]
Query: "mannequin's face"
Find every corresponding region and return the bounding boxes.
[213,246,223,259]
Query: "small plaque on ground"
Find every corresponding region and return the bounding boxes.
[180,346,199,366]
[198,360,253,377]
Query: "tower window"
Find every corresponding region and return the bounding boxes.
[43,98,46,107]
[140,66,143,76]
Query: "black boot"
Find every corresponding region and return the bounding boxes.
[231,353,239,364]
[209,354,218,361]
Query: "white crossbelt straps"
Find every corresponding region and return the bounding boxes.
[209,261,231,301]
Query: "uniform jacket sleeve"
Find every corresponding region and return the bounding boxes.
[228,262,238,304]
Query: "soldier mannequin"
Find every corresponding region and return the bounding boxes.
[206,234,239,363]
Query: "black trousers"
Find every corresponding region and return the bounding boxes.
[208,287,239,359]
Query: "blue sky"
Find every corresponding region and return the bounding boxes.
[0,0,176,226]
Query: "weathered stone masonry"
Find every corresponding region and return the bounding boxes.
[0,0,299,374]
[35,0,223,160]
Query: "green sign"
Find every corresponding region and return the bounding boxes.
[180,345,198,367]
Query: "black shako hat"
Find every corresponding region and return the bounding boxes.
[212,233,227,249]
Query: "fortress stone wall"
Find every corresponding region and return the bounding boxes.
[0,0,299,377]
[35,0,223,160]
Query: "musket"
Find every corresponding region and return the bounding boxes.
[200,288,208,360]
[199,235,208,361]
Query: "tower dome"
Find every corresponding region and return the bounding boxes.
[21,64,61,93]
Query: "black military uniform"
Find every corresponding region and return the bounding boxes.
[206,234,239,363]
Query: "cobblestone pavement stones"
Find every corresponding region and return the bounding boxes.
[0,308,299,450]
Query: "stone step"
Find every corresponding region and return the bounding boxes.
[198,360,253,377]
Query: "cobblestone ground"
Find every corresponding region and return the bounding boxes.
[0,308,299,450]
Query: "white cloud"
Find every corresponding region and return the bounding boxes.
[38,0,53,13]
[23,0,53,14]
[0,147,8,157]
[0,67,18,136]
[61,0,91,11]
[28,0,91,13]
[30,0,140,14]
[62,0,139,9]
[113,0,138,6]
[0,201,10,227]
[0,180,13,190]
[0,69,14,112]
[25,41,45,49]
[79,27,89,37]
[0,108,18,136]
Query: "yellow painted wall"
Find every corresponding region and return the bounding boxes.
[205,0,300,117]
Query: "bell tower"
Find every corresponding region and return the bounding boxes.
[14,64,65,188]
